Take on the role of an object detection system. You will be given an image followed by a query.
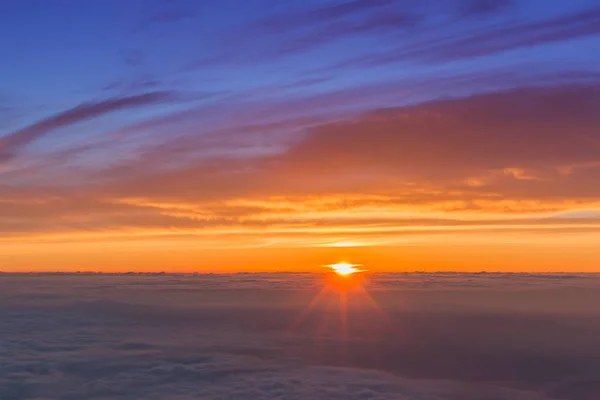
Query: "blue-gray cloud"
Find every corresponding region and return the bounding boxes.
[327,5,600,68]
[0,92,177,161]
[0,273,599,399]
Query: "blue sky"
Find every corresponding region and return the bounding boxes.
[3,0,599,129]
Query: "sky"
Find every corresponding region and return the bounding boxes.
[1,0,600,272]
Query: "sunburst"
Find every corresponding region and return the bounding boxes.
[288,262,387,349]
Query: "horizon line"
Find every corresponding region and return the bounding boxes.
[1,270,598,276]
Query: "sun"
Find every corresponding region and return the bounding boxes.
[328,262,364,276]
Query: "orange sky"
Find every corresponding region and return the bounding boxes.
[2,219,600,272]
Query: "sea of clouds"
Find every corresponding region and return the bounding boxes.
[1,272,599,399]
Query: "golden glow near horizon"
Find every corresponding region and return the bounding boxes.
[325,241,365,247]
[3,195,600,272]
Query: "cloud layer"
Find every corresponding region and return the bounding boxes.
[1,273,599,399]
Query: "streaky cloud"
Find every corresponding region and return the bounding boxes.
[0,91,177,162]
[331,5,600,67]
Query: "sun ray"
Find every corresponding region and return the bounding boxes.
[339,291,348,346]
[315,293,336,339]
[289,262,391,353]
[287,285,330,334]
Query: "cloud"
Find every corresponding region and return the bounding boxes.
[322,5,600,67]
[0,273,599,399]
[255,0,401,35]
[71,83,592,213]
[2,83,600,245]
[266,84,600,197]
[191,0,421,67]
[276,11,422,55]
[0,91,176,161]
[430,5,600,62]
[188,1,599,70]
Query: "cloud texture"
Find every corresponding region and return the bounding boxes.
[1,273,599,399]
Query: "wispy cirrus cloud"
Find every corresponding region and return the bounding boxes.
[254,0,402,34]
[187,1,600,69]
[0,91,177,161]
[327,5,600,68]
[430,5,600,61]
[186,0,421,68]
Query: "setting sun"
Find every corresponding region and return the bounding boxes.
[328,262,364,275]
